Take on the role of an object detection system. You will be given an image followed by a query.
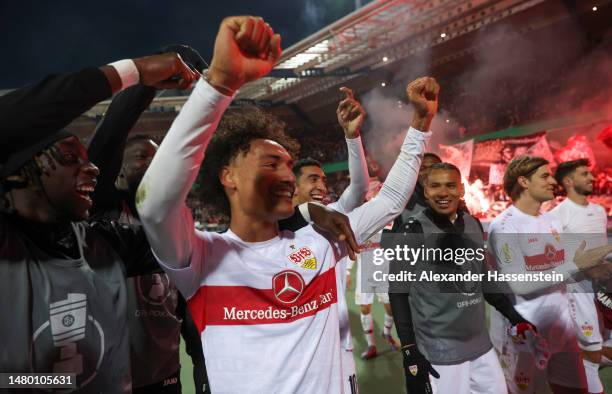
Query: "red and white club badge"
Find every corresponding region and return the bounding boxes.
[287,246,317,270]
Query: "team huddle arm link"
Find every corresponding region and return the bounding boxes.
[88,84,157,215]
[0,68,113,158]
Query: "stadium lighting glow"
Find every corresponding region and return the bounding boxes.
[382,56,389,62]
[440,32,446,38]
[592,6,597,11]
[446,119,450,123]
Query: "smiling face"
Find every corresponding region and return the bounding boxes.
[221,139,296,221]
[424,167,464,218]
[520,165,557,203]
[38,136,100,221]
[293,165,328,205]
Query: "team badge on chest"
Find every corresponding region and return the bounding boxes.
[287,246,317,270]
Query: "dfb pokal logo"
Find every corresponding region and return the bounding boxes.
[31,293,104,392]
[137,273,171,305]
[272,270,305,304]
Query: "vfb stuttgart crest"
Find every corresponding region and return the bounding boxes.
[272,270,305,304]
[408,364,418,376]
[287,247,317,270]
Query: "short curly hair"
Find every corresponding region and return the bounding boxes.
[198,107,300,215]
[503,155,549,201]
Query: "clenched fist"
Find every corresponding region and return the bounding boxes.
[208,16,282,95]
[406,77,439,132]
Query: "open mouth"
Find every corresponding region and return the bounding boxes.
[273,186,294,200]
[75,182,96,205]
[310,193,324,202]
[434,199,451,209]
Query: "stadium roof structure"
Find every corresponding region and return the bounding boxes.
[75,0,609,133]
[236,0,551,109]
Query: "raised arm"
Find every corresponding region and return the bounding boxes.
[0,53,198,196]
[136,17,282,289]
[333,87,368,212]
[347,77,439,244]
[88,45,205,217]
[0,68,113,161]
[88,84,157,216]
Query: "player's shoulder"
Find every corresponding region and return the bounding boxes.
[589,202,607,216]
[288,224,334,244]
[196,229,236,246]
[548,199,567,216]
[489,207,518,234]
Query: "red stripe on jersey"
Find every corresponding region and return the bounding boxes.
[523,247,564,271]
[187,267,338,331]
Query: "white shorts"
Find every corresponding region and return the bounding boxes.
[341,348,357,394]
[430,348,507,394]
[354,259,389,305]
[498,329,587,392]
[568,292,611,351]
[492,294,588,392]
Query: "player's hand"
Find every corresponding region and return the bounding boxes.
[307,203,360,260]
[573,241,612,270]
[508,322,550,370]
[336,87,365,139]
[402,344,439,394]
[346,273,352,289]
[584,262,612,282]
[133,52,199,90]
[208,16,282,94]
[159,44,206,73]
[509,321,537,339]
[406,77,439,132]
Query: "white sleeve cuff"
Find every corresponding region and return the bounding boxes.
[298,203,312,223]
[108,59,140,90]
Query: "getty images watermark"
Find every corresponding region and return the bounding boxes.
[358,232,609,295]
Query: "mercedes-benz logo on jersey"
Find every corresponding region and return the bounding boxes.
[272,270,305,304]
[544,244,557,262]
[31,293,104,392]
[137,273,172,305]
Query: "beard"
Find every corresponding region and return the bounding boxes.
[575,184,593,196]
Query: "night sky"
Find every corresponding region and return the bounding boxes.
[0,0,369,88]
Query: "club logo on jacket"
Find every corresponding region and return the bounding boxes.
[31,293,104,390]
[272,270,305,304]
[408,364,418,376]
[287,247,317,270]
